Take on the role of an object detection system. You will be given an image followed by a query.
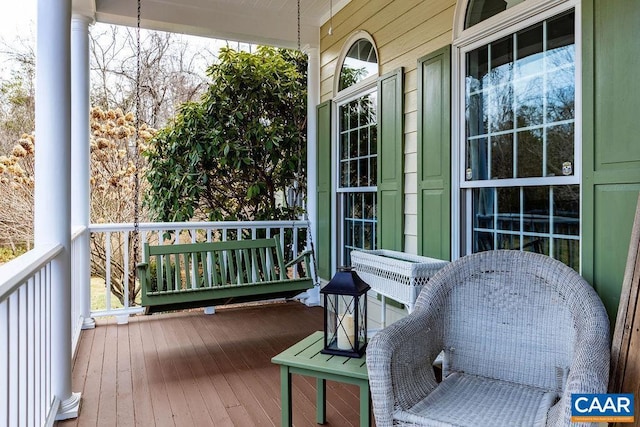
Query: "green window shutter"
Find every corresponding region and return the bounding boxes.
[316,100,332,280]
[582,0,640,320]
[377,68,404,251]
[417,46,451,260]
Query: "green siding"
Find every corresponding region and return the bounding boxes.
[582,0,640,320]
[317,101,332,280]
[417,46,451,260]
[377,68,405,251]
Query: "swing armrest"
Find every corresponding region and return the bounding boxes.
[285,250,313,268]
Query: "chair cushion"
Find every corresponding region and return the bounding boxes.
[394,372,558,426]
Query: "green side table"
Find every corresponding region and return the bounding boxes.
[271,331,371,426]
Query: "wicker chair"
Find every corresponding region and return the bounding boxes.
[366,250,610,427]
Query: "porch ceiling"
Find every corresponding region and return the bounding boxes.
[72,0,349,48]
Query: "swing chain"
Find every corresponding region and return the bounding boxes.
[132,0,142,268]
[297,0,301,52]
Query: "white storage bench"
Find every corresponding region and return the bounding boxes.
[351,250,449,326]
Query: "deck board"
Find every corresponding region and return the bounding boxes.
[58,301,370,427]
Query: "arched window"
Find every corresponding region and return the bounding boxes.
[464,0,526,28]
[453,0,580,269]
[338,38,378,91]
[334,33,379,266]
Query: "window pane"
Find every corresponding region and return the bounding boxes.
[358,158,368,187]
[467,92,488,137]
[546,67,575,122]
[473,188,495,229]
[340,132,349,159]
[547,12,575,57]
[490,36,513,82]
[359,129,368,157]
[517,128,543,178]
[523,186,549,233]
[350,130,359,157]
[490,85,513,132]
[491,133,513,179]
[466,46,489,138]
[516,23,543,79]
[467,46,489,88]
[523,236,549,255]
[553,185,579,235]
[466,137,489,180]
[547,123,574,177]
[497,233,520,250]
[497,187,520,232]
[340,161,349,187]
[370,124,377,155]
[515,76,543,127]
[554,238,579,271]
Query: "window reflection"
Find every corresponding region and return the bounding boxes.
[339,39,378,91]
[471,185,580,270]
[465,0,527,29]
[464,9,578,270]
[465,10,575,182]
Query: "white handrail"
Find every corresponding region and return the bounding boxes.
[0,244,63,305]
[89,219,309,232]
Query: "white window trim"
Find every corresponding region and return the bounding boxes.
[451,0,582,264]
[334,85,378,267]
[333,30,380,98]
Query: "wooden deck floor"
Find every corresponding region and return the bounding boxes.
[58,301,369,427]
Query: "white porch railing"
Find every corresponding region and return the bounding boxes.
[0,244,62,427]
[0,220,314,426]
[88,220,313,318]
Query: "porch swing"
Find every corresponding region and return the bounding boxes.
[133,0,319,313]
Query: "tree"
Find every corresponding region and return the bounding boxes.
[89,23,213,128]
[145,46,307,223]
[0,108,156,304]
[89,107,156,305]
[0,134,34,252]
[0,35,35,154]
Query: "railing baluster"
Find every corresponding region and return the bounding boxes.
[292,226,299,279]
[123,231,130,310]
[34,270,41,426]
[105,231,112,310]
[18,286,27,424]
[1,297,8,427]
[26,277,34,426]
[8,293,18,427]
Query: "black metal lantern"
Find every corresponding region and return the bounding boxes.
[320,267,370,358]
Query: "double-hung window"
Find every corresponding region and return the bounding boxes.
[335,36,379,266]
[459,5,579,269]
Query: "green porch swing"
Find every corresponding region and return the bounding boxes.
[131,0,318,313]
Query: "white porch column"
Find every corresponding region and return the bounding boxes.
[304,47,320,304]
[71,14,95,330]
[305,47,320,249]
[35,0,81,420]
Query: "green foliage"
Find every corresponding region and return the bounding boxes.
[0,246,27,263]
[145,46,307,222]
